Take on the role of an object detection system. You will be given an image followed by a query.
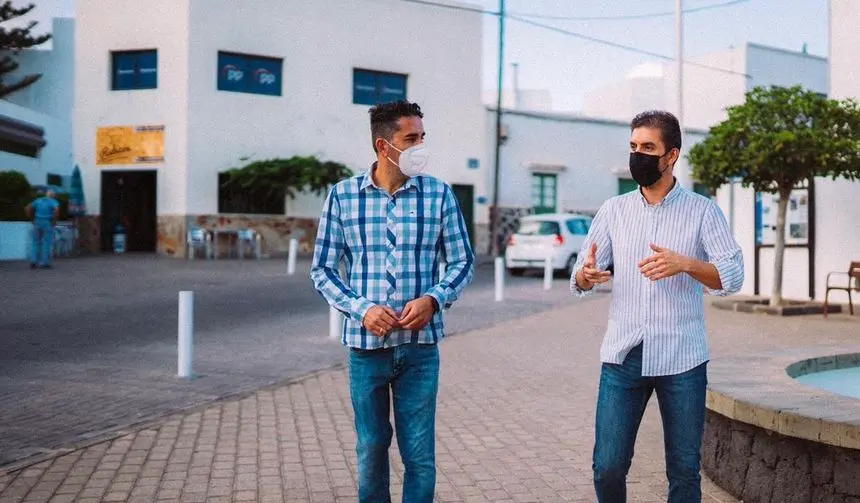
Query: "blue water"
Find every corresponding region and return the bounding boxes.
[795,367,860,399]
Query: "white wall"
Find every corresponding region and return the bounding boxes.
[184,0,487,222]
[0,17,74,185]
[6,18,74,123]
[488,109,705,214]
[830,0,860,100]
[0,100,71,185]
[74,0,191,216]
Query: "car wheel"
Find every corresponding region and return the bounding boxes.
[561,254,577,278]
[509,267,525,277]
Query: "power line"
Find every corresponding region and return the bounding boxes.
[395,0,751,79]
[508,14,751,79]
[510,0,750,22]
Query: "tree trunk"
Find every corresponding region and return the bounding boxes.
[770,191,790,307]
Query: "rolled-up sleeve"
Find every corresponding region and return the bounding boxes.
[570,200,614,297]
[701,202,744,296]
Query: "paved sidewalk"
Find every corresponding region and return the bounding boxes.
[1,294,858,502]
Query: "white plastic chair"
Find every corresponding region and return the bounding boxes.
[186,227,213,260]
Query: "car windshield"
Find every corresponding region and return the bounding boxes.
[517,220,560,236]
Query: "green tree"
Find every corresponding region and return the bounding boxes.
[0,1,52,98]
[0,170,35,221]
[220,155,352,206]
[689,85,860,306]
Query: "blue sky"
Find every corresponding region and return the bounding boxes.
[29,0,827,111]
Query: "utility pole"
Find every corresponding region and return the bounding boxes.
[490,0,505,257]
[675,0,692,190]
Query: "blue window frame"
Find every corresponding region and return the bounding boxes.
[353,69,407,105]
[111,50,157,90]
[217,51,282,96]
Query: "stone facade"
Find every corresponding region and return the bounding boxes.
[78,214,489,260]
[702,410,860,503]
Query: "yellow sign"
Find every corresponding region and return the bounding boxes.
[96,125,164,165]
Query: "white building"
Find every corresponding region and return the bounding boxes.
[0,17,74,186]
[583,42,827,130]
[74,0,487,256]
[486,107,707,252]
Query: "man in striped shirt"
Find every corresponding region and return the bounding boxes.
[311,100,475,503]
[571,110,743,503]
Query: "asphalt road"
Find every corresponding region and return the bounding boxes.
[0,254,598,468]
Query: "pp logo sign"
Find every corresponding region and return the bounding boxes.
[255,68,276,85]
[223,64,244,82]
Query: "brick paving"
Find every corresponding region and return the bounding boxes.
[0,292,858,502]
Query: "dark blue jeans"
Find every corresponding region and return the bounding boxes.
[593,344,707,503]
[349,343,439,503]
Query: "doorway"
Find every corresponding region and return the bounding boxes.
[451,184,475,249]
[100,171,157,252]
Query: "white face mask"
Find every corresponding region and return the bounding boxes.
[385,139,430,178]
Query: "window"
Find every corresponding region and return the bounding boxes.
[111,50,157,90]
[353,69,407,105]
[217,51,283,96]
[517,220,560,236]
[46,173,63,186]
[531,173,557,214]
[217,173,285,215]
[566,219,590,235]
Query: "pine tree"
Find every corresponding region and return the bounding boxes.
[0,1,51,98]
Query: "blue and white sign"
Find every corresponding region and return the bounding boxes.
[218,52,282,96]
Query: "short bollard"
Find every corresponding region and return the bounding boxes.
[178,291,194,378]
[543,253,553,291]
[329,307,343,340]
[287,237,298,275]
[494,256,504,302]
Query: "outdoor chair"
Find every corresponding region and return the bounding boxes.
[823,261,860,317]
[186,227,213,260]
[234,228,262,260]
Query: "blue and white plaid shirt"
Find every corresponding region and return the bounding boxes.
[311,166,475,349]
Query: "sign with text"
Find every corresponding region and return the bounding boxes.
[217,51,282,96]
[755,188,809,246]
[96,125,165,165]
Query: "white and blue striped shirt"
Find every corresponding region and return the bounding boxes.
[311,167,475,349]
[571,181,743,376]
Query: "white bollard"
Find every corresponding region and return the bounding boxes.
[494,256,505,302]
[543,252,553,291]
[287,237,298,275]
[329,307,343,340]
[178,291,194,378]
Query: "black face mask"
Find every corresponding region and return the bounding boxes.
[629,151,671,187]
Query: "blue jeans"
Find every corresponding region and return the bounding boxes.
[593,344,707,503]
[31,220,54,266]
[349,343,439,503]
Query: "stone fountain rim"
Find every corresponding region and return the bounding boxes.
[706,345,860,450]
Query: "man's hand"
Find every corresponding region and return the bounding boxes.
[577,243,612,290]
[398,296,437,331]
[638,243,692,281]
[362,305,399,337]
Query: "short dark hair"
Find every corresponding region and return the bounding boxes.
[369,100,424,153]
[631,110,682,152]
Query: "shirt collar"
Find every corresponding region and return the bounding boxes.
[360,161,420,193]
[638,177,683,207]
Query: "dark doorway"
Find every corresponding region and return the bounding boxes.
[451,184,475,249]
[100,171,157,252]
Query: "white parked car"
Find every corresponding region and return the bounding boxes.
[504,213,593,277]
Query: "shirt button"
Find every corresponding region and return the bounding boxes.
[389,243,395,250]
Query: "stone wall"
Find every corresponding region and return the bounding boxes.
[702,410,860,503]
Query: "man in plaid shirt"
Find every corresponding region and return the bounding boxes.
[311,100,475,502]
